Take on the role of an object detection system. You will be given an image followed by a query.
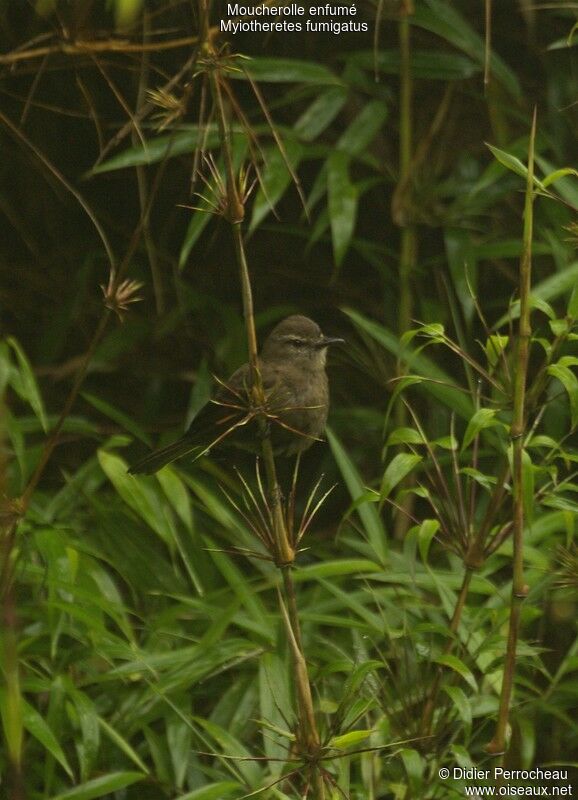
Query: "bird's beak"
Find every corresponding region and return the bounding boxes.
[317,336,345,349]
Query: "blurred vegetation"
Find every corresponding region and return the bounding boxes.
[1,0,578,798]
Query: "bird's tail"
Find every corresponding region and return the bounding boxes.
[128,437,202,475]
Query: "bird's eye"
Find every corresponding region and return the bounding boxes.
[290,339,305,348]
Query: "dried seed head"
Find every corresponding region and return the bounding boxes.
[180,157,255,222]
[563,221,578,249]
[147,88,187,132]
[100,275,144,321]
[554,544,578,590]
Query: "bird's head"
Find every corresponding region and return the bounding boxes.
[260,315,344,369]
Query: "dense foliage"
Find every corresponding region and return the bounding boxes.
[1,1,578,798]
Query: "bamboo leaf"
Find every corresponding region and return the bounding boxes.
[443,685,472,726]
[493,262,578,328]
[97,449,176,544]
[7,337,47,431]
[352,49,480,80]
[48,772,145,800]
[233,57,339,85]
[328,151,358,266]
[329,729,373,749]
[294,87,347,141]
[178,785,243,800]
[486,144,546,191]
[435,654,477,691]
[344,308,474,419]
[380,453,422,500]
[547,362,578,428]
[461,408,505,451]
[412,0,521,97]
[336,99,388,156]
[250,139,304,231]
[327,427,388,561]
[418,519,440,564]
[541,167,578,188]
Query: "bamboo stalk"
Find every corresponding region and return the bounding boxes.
[487,108,537,757]
[211,64,324,796]
[420,568,473,734]
[393,1,417,540]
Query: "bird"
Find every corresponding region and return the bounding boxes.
[129,315,344,475]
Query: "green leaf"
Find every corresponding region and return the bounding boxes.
[259,653,291,771]
[462,408,505,451]
[412,0,521,97]
[522,449,535,525]
[336,99,388,156]
[7,337,47,431]
[445,228,476,322]
[98,717,149,774]
[329,729,373,749]
[328,151,358,266]
[97,449,176,544]
[487,144,546,191]
[48,772,145,800]
[0,683,23,766]
[81,391,151,445]
[568,283,578,320]
[460,467,496,491]
[193,718,261,786]
[435,654,477,691]
[114,0,144,29]
[0,341,11,395]
[386,427,425,446]
[352,49,480,80]
[90,127,220,173]
[443,685,472,726]
[418,519,440,563]
[250,139,304,231]
[178,205,213,271]
[484,335,509,368]
[294,87,347,142]
[343,660,383,695]
[294,559,382,582]
[344,309,474,420]
[177,784,243,800]
[156,468,193,531]
[400,748,424,794]
[380,453,422,500]
[475,239,552,259]
[547,361,578,428]
[234,56,339,85]
[205,544,274,643]
[327,427,388,561]
[494,262,578,329]
[70,690,100,781]
[542,167,578,188]
[535,156,578,208]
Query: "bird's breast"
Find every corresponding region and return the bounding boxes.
[265,365,329,454]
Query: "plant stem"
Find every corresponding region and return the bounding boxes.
[420,567,473,735]
[396,6,414,376]
[484,0,492,89]
[231,220,323,792]
[1,397,24,799]
[213,67,323,793]
[394,2,417,539]
[21,313,111,508]
[134,15,164,316]
[487,108,536,757]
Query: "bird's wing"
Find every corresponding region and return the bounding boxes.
[129,365,252,475]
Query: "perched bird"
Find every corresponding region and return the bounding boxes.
[129,315,343,475]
